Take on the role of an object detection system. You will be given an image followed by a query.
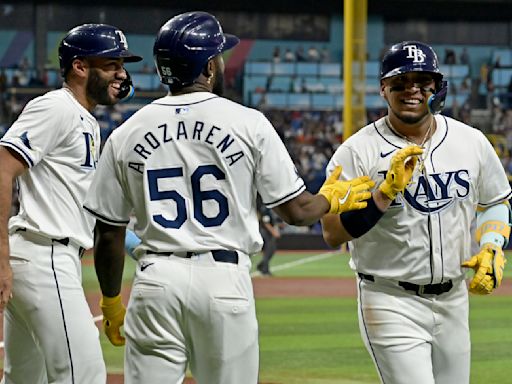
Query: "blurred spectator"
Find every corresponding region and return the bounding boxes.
[444,49,456,65]
[18,56,30,71]
[494,55,501,68]
[12,67,29,87]
[283,48,296,62]
[0,69,7,93]
[459,48,470,65]
[460,76,471,93]
[505,75,512,108]
[140,62,153,73]
[320,46,331,62]
[272,46,281,63]
[307,46,320,62]
[295,46,306,62]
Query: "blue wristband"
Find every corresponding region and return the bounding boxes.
[340,197,384,238]
[125,229,141,259]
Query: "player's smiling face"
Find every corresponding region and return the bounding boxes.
[381,72,436,124]
[85,57,126,106]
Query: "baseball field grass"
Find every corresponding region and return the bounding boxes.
[75,250,512,383]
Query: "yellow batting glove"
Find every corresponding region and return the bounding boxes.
[461,243,506,295]
[100,295,126,346]
[318,166,375,214]
[379,145,423,200]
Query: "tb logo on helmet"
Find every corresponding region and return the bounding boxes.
[115,30,129,49]
[403,44,426,63]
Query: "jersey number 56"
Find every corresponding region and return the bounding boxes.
[147,165,229,229]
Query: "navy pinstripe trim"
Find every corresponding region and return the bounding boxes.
[429,116,449,173]
[83,206,130,226]
[428,213,434,285]
[428,117,449,284]
[264,183,306,207]
[479,190,512,207]
[0,141,34,167]
[51,242,75,384]
[373,122,402,149]
[438,213,445,282]
[358,277,386,383]
[152,96,219,106]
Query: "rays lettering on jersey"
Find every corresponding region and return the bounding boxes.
[81,132,97,169]
[128,121,245,174]
[379,169,470,213]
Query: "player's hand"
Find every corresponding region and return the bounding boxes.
[379,145,423,200]
[318,166,375,214]
[100,295,126,346]
[0,258,13,313]
[461,243,506,295]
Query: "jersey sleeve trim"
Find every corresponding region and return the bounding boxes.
[478,190,512,207]
[83,206,130,226]
[0,141,34,167]
[264,183,307,208]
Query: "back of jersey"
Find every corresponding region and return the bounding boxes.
[89,92,304,256]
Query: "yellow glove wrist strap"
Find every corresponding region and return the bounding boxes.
[101,295,122,306]
[378,182,397,200]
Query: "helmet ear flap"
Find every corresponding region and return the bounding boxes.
[118,70,135,101]
[428,80,448,114]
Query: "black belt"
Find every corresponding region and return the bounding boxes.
[16,228,85,257]
[358,273,453,296]
[146,250,238,265]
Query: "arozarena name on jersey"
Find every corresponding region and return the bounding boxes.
[379,169,470,213]
[128,121,245,174]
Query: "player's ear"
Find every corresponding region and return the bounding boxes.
[203,59,216,86]
[380,80,387,98]
[70,58,88,79]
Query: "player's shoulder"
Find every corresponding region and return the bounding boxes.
[23,88,70,111]
[440,114,486,140]
[15,89,77,126]
[342,118,382,148]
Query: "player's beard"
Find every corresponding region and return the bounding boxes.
[87,68,116,106]
[389,105,430,125]
[212,67,225,97]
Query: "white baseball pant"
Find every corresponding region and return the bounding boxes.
[124,251,259,384]
[1,230,106,384]
[357,275,470,384]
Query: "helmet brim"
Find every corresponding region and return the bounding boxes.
[222,34,239,52]
[95,50,143,63]
[381,65,443,81]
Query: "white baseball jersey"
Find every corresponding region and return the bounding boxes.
[0,88,100,249]
[84,91,305,255]
[328,114,511,284]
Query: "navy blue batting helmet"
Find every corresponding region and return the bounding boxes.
[381,41,448,114]
[153,12,239,87]
[59,24,142,76]
[380,41,443,80]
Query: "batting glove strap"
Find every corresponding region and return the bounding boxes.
[100,295,126,346]
[461,243,506,295]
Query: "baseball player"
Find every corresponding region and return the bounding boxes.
[0,24,141,384]
[256,198,281,276]
[321,41,512,384]
[83,11,375,384]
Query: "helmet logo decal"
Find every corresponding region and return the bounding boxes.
[115,30,128,49]
[403,44,426,63]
